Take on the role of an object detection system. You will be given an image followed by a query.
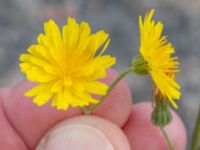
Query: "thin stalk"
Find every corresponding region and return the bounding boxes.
[83,67,133,114]
[191,106,200,150]
[160,127,175,150]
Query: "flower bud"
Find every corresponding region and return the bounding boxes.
[151,99,172,127]
[131,55,149,75]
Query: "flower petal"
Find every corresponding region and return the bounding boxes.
[84,81,108,95]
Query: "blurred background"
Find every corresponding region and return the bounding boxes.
[0,0,199,149]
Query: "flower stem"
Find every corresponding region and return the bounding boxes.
[160,127,175,150]
[83,67,133,114]
[191,105,200,150]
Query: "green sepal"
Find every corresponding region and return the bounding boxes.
[131,55,149,75]
[151,99,172,127]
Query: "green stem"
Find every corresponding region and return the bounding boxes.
[83,67,133,114]
[160,127,175,150]
[99,67,133,102]
[191,106,200,150]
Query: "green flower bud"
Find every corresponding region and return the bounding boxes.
[131,55,149,75]
[151,99,172,127]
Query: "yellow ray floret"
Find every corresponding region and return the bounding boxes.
[139,9,181,108]
[19,18,116,110]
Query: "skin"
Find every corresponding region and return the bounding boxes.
[0,69,187,150]
[123,103,187,150]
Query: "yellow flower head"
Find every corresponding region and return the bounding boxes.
[139,9,181,108]
[19,18,116,110]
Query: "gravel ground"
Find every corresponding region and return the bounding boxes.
[0,0,199,149]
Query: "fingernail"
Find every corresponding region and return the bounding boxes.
[36,124,114,150]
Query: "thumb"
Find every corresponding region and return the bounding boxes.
[36,116,130,150]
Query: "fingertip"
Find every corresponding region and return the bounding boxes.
[93,68,132,127]
[123,102,187,150]
[0,92,28,150]
[36,116,131,150]
[2,81,83,149]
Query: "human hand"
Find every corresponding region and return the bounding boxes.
[0,69,187,150]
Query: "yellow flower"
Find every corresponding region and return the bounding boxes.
[138,9,181,108]
[19,18,116,110]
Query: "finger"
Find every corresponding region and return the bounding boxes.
[93,69,132,127]
[36,116,131,150]
[1,68,132,149]
[123,102,187,150]
[1,81,82,149]
[0,91,28,150]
